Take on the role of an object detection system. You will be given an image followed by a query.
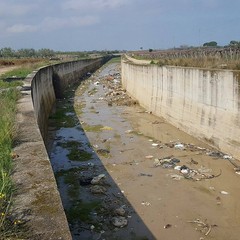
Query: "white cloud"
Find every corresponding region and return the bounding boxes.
[61,0,129,11]
[40,16,100,30]
[7,24,38,33]
[6,15,99,34]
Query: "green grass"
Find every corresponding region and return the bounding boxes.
[108,57,121,63]
[0,68,31,80]
[0,80,23,89]
[0,88,25,237]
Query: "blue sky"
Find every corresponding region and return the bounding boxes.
[0,0,239,51]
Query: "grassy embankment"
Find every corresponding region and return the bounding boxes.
[0,59,56,238]
[132,54,240,70]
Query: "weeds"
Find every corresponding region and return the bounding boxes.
[0,88,26,238]
[133,55,240,70]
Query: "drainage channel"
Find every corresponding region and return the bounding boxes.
[47,60,240,240]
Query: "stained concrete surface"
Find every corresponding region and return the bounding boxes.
[48,61,240,240]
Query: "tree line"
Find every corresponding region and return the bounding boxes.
[0,47,55,58]
[0,47,122,59]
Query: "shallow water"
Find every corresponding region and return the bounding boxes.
[48,62,240,240]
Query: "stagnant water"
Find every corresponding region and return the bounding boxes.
[47,62,155,240]
[47,61,240,240]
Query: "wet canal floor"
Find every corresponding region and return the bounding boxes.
[47,60,240,240]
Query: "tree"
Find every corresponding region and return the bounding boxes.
[17,48,36,58]
[149,48,153,52]
[37,48,55,58]
[229,40,240,47]
[203,41,218,47]
[0,47,15,58]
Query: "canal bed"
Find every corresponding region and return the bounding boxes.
[47,60,240,240]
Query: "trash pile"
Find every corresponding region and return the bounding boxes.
[100,71,139,107]
[154,157,222,181]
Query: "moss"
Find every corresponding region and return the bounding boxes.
[67,148,92,161]
[58,140,81,149]
[87,87,98,95]
[49,106,78,128]
[32,192,58,214]
[55,167,85,178]
[114,133,121,139]
[66,200,102,223]
[74,102,86,115]
[82,123,104,132]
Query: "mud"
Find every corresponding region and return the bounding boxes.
[48,60,240,240]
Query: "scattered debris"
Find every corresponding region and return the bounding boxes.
[141,201,151,206]
[209,186,215,191]
[138,173,153,177]
[223,155,233,160]
[96,149,110,155]
[164,224,172,229]
[220,191,229,195]
[111,216,128,228]
[188,219,217,236]
[145,155,154,159]
[174,143,185,150]
[125,129,133,134]
[152,143,159,147]
[189,158,198,165]
[154,157,180,168]
[155,156,222,181]
[169,174,184,180]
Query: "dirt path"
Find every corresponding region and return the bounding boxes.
[0,66,18,76]
[48,61,240,240]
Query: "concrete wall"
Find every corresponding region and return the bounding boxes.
[121,56,240,159]
[32,58,106,141]
[13,57,108,239]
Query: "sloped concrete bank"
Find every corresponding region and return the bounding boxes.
[121,55,240,160]
[13,57,109,239]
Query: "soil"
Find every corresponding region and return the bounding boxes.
[0,66,18,76]
[48,61,240,240]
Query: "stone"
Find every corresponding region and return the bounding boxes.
[111,216,128,228]
[115,207,126,216]
[90,185,107,194]
[91,174,106,185]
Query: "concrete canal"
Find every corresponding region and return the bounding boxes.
[47,59,240,240]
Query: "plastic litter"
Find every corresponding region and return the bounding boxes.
[174,143,185,150]
[220,191,229,195]
[138,173,153,177]
[164,224,172,229]
[141,201,151,206]
[170,174,184,180]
